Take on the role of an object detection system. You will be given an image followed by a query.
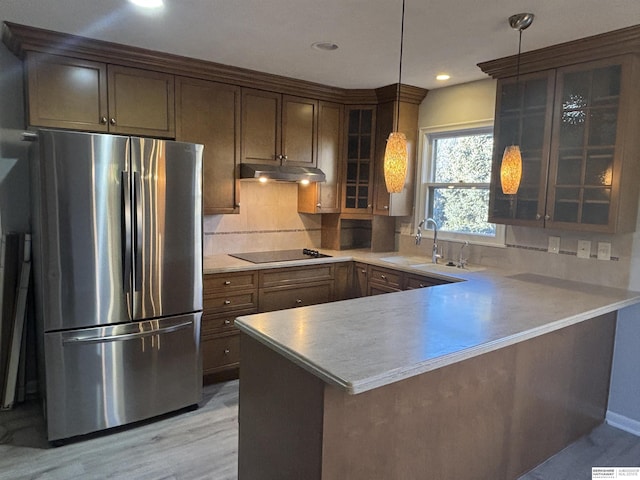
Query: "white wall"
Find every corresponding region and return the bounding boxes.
[417,79,496,129]
[0,42,30,234]
[413,78,640,432]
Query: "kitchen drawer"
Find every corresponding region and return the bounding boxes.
[202,307,256,335]
[259,281,333,313]
[404,274,449,290]
[204,290,258,314]
[368,266,402,289]
[202,331,240,375]
[204,271,258,294]
[260,264,334,288]
[368,284,402,296]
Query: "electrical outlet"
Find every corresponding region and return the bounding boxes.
[577,240,591,259]
[548,236,560,254]
[597,242,611,261]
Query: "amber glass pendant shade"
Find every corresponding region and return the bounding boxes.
[500,145,522,195]
[384,132,408,193]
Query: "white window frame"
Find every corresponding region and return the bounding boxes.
[415,120,506,247]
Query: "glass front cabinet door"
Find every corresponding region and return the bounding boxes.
[342,106,376,214]
[489,55,640,233]
[489,71,555,227]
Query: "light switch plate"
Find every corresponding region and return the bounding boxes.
[548,236,560,254]
[597,242,611,261]
[577,240,591,259]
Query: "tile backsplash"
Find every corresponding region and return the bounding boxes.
[203,181,321,255]
[398,223,635,290]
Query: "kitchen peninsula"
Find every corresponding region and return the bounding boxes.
[225,253,640,479]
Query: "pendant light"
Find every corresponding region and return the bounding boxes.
[500,13,534,195]
[383,0,408,194]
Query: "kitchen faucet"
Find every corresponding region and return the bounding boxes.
[416,218,440,264]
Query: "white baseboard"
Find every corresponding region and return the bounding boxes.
[606,410,640,437]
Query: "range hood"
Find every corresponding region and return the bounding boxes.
[240,163,326,183]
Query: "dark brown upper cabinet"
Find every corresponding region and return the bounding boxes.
[298,101,344,214]
[488,56,640,233]
[176,76,241,215]
[25,52,175,138]
[241,88,318,167]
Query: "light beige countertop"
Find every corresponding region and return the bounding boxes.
[208,250,640,394]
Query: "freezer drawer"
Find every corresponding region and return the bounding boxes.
[43,313,202,441]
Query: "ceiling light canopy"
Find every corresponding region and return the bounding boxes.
[311,42,339,51]
[436,74,450,81]
[129,0,164,8]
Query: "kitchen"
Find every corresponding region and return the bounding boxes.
[1,0,640,478]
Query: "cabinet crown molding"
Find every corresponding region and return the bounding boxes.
[1,21,415,104]
[374,84,428,105]
[478,23,640,78]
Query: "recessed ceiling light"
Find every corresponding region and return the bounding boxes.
[311,42,339,52]
[129,0,164,8]
[436,74,451,81]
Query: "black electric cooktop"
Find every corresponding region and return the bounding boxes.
[229,249,331,264]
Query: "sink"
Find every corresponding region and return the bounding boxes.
[410,263,486,273]
[379,256,427,266]
[379,256,485,273]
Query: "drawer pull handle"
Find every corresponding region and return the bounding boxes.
[224,349,230,355]
[224,281,231,285]
[224,319,231,325]
[419,283,425,288]
[361,270,367,274]
[296,299,302,304]
[224,300,231,305]
[381,275,386,280]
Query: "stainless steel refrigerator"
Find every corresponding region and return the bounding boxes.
[29,129,203,442]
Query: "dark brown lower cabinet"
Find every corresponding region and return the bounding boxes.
[202,261,451,383]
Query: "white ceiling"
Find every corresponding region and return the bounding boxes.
[1,0,639,90]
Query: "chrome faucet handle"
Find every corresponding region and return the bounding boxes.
[415,220,424,245]
[457,241,469,268]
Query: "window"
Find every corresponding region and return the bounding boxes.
[417,125,505,246]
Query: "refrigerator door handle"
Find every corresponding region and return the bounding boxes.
[61,321,193,345]
[121,170,132,295]
[133,171,143,292]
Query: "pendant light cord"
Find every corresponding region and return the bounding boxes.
[513,27,523,145]
[516,28,522,84]
[395,0,406,132]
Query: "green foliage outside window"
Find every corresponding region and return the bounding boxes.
[429,133,495,236]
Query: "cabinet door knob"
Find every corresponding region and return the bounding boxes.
[419,283,425,288]
[224,300,231,305]
[536,213,542,220]
[224,281,231,285]
[224,349,230,355]
[283,155,288,161]
[224,319,231,325]
[276,154,283,161]
[380,275,387,280]
[316,203,322,208]
[383,205,389,209]
[109,118,117,126]
[296,299,302,304]
[100,116,108,125]
[545,214,551,220]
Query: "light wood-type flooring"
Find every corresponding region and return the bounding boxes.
[0,379,639,479]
